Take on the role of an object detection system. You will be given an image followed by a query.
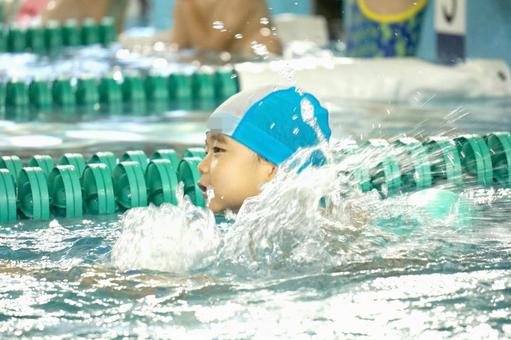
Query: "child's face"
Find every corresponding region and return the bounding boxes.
[198,133,276,213]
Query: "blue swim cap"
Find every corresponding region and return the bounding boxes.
[207,86,331,165]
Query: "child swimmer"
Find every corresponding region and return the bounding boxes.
[198,86,332,214]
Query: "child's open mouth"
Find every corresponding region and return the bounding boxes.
[198,182,208,199]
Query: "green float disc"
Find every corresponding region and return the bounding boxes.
[47,165,83,218]
[0,155,23,181]
[214,67,239,102]
[122,75,146,102]
[0,25,6,52]
[486,132,511,187]
[81,18,99,45]
[455,135,493,186]
[353,166,372,192]
[112,161,148,210]
[192,69,215,100]
[28,80,52,112]
[26,26,45,54]
[99,17,116,45]
[168,72,193,103]
[152,149,180,170]
[145,74,169,102]
[44,21,63,53]
[178,157,205,207]
[59,153,86,176]
[0,82,4,115]
[372,157,401,197]
[28,155,55,176]
[5,80,29,116]
[76,78,99,108]
[52,78,76,112]
[146,159,179,206]
[81,163,116,215]
[89,152,118,172]
[396,137,432,191]
[426,138,463,187]
[17,167,50,220]
[7,26,26,53]
[121,150,149,171]
[62,19,81,46]
[184,147,205,159]
[0,169,17,223]
[98,77,122,111]
[364,139,401,197]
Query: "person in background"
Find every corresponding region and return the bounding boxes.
[171,0,282,57]
[344,0,428,57]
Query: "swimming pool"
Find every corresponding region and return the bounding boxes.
[0,45,510,336]
[1,88,510,338]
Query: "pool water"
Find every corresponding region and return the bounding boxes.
[1,97,511,338]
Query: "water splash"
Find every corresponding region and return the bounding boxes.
[111,185,219,273]
[111,139,511,277]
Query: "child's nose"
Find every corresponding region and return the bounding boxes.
[198,156,208,175]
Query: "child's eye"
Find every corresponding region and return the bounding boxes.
[212,146,225,153]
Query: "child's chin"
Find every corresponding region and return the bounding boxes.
[207,200,223,214]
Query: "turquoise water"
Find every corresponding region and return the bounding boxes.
[1,97,511,338]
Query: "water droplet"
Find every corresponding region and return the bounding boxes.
[259,27,271,37]
[270,122,276,129]
[292,114,298,120]
[234,33,244,39]
[293,127,300,135]
[212,21,225,30]
[300,98,314,122]
[260,17,270,25]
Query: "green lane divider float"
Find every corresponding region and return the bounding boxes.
[121,151,149,171]
[0,156,23,182]
[52,78,76,112]
[26,26,45,54]
[48,165,83,218]
[28,155,55,176]
[178,157,205,207]
[29,80,53,112]
[152,149,180,171]
[45,21,63,53]
[2,17,116,54]
[76,78,100,109]
[1,133,508,224]
[17,167,50,220]
[5,80,29,113]
[364,139,402,197]
[62,19,81,47]
[0,169,17,223]
[82,163,116,215]
[0,68,240,120]
[112,161,148,211]
[486,132,511,187]
[456,135,493,186]
[89,152,118,172]
[395,137,432,191]
[427,137,463,187]
[59,153,87,176]
[168,72,193,104]
[146,159,179,206]
[183,147,206,159]
[7,26,26,53]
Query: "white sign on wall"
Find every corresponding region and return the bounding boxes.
[435,0,466,35]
